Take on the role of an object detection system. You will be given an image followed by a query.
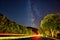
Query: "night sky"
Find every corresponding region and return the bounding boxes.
[0,0,60,29]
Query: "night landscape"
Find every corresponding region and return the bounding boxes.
[0,0,60,40]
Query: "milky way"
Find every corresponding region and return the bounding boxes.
[27,0,41,29]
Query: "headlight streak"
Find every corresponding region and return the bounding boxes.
[0,34,43,39]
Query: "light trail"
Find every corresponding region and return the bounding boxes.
[0,34,43,39]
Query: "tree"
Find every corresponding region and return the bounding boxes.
[0,13,37,35]
[39,27,46,36]
[40,14,60,37]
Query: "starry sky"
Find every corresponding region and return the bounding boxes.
[0,0,60,29]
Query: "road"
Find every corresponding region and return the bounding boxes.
[0,34,60,40]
